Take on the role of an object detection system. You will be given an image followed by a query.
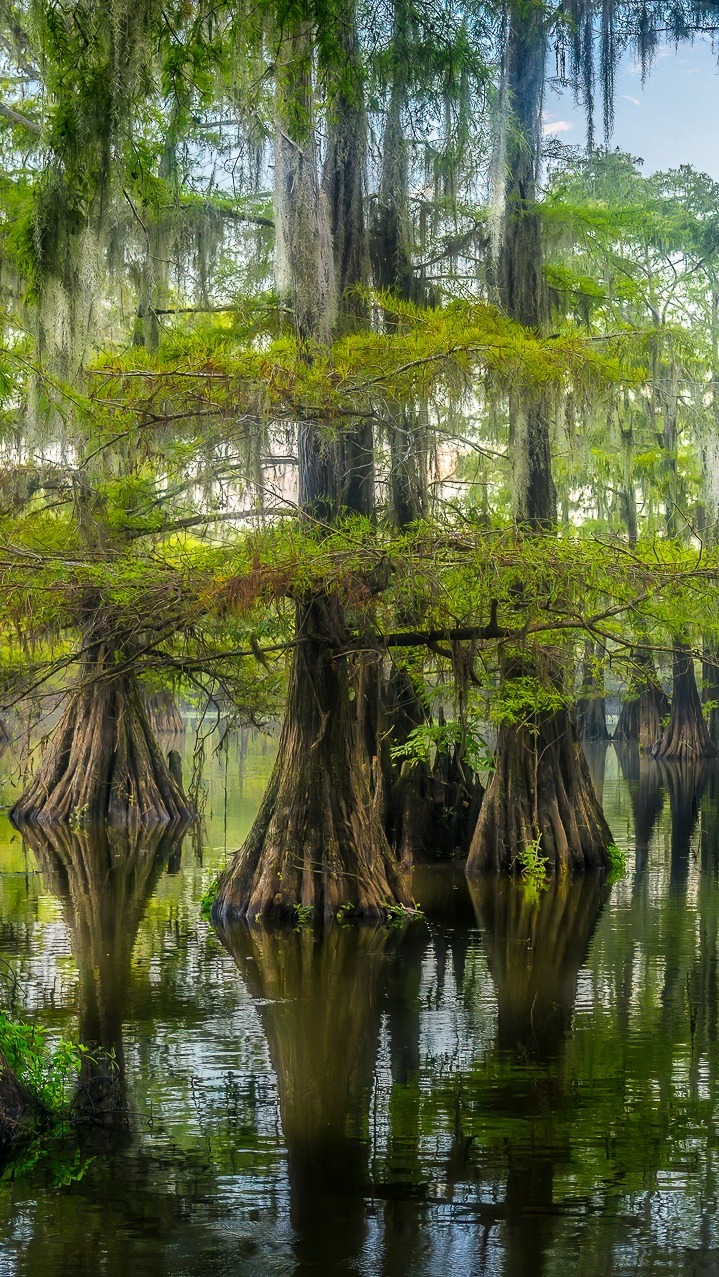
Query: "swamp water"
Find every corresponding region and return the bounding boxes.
[0,735,718,1275]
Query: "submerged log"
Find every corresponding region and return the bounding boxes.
[0,1053,42,1158]
[10,644,193,829]
[466,701,612,876]
[653,642,717,762]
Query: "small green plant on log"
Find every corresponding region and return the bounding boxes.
[516,834,549,899]
[0,1011,96,1182]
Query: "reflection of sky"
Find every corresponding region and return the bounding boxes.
[544,37,719,177]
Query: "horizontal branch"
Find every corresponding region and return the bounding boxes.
[0,99,41,134]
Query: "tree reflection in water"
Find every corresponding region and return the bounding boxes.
[217,919,427,1275]
[22,821,187,1133]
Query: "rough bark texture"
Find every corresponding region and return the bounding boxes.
[10,644,193,828]
[215,18,409,921]
[578,694,610,742]
[388,753,483,864]
[466,699,611,876]
[144,689,184,737]
[214,600,412,921]
[470,6,611,876]
[653,642,717,761]
[614,648,670,751]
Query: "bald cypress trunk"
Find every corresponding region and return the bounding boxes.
[214,16,410,922]
[577,643,610,742]
[615,646,669,751]
[653,643,717,761]
[467,3,611,878]
[10,641,191,828]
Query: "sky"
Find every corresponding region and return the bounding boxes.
[543,35,719,178]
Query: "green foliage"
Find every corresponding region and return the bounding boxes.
[200,877,220,920]
[389,719,493,772]
[382,901,425,927]
[516,835,549,898]
[607,843,629,879]
[293,903,314,930]
[490,676,570,730]
[0,1010,97,1183]
[0,1012,86,1116]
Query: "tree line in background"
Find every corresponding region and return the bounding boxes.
[1,0,719,919]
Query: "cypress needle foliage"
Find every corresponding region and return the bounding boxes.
[1,1,719,885]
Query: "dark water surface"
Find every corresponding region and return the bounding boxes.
[1,735,719,1276]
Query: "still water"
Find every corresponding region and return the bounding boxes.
[1,734,719,1276]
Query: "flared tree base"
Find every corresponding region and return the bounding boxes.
[213,621,412,923]
[466,709,612,875]
[653,643,717,762]
[10,655,193,829]
[577,695,610,742]
[615,649,670,752]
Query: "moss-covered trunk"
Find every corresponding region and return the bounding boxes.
[468,3,611,878]
[215,16,409,919]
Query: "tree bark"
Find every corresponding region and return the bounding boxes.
[466,2,611,878]
[214,15,409,920]
[466,691,612,875]
[577,644,610,742]
[653,642,717,761]
[214,598,411,920]
[10,642,193,828]
[702,644,719,744]
[614,647,669,751]
[143,688,184,737]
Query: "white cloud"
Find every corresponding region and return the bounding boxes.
[623,94,640,106]
[543,119,574,135]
